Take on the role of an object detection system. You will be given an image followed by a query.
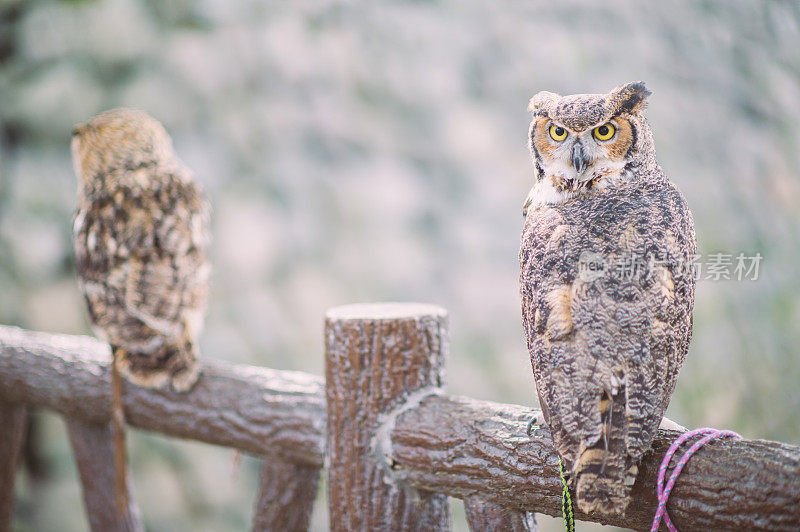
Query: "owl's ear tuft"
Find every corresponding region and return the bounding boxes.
[528,91,560,114]
[612,81,651,114]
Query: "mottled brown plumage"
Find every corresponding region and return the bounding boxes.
[519,82,696,515]
[72,108,210,391]
[71,108,210,511]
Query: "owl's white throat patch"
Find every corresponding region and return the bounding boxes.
[524,160,630,212]
[524,178,569,208]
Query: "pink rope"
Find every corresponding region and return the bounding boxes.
[650,427,741,532]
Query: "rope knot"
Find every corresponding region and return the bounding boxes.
[651,427,742,531]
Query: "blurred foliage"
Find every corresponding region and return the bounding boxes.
[1,1,799,530]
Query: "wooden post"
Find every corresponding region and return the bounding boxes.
[463,496,537,531]
[65,419,143,532]
[252,454,320,532]
[0,403,26,532]
[325,303,450,531]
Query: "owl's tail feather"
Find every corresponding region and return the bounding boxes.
[111,348,130,515]
[574,451,637,515]
[111,337,198,517]
[116,334,201,393]
[573,391,638,516]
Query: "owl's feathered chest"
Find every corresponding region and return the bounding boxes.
[520,176,697,345]
[527,177,693,258]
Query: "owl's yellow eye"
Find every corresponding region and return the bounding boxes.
[549,124,568,142]
[593,122,616,141]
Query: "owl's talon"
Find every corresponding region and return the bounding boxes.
[526,412,545,437]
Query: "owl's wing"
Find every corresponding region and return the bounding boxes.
[74,168,211,358]
[520,183,695,515]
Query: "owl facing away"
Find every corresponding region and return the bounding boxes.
[519,82,696,515]
[72,108,211,392]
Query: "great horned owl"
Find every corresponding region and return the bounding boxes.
[519,82,696,515]
[72,108,210,391]
[72,108,210,509]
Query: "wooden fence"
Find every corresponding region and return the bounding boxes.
[1,303,799,531]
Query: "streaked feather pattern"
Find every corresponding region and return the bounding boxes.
[520,83,695,515]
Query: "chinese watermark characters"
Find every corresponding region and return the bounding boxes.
[577,251,762,283]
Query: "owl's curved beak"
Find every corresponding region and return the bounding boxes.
[572,141,589,176]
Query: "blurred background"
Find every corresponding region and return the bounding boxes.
[1,1,798,530]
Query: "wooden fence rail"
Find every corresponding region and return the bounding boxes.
[1,303,799,531]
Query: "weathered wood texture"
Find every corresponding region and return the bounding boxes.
[0,403,26,532]
[2,323,799,530]
[65,419,143,532]
[325,303,451,531]
[0,325,325,465]
[252,455,320,532]
[390,393,800,531]
[463,496,537,532]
